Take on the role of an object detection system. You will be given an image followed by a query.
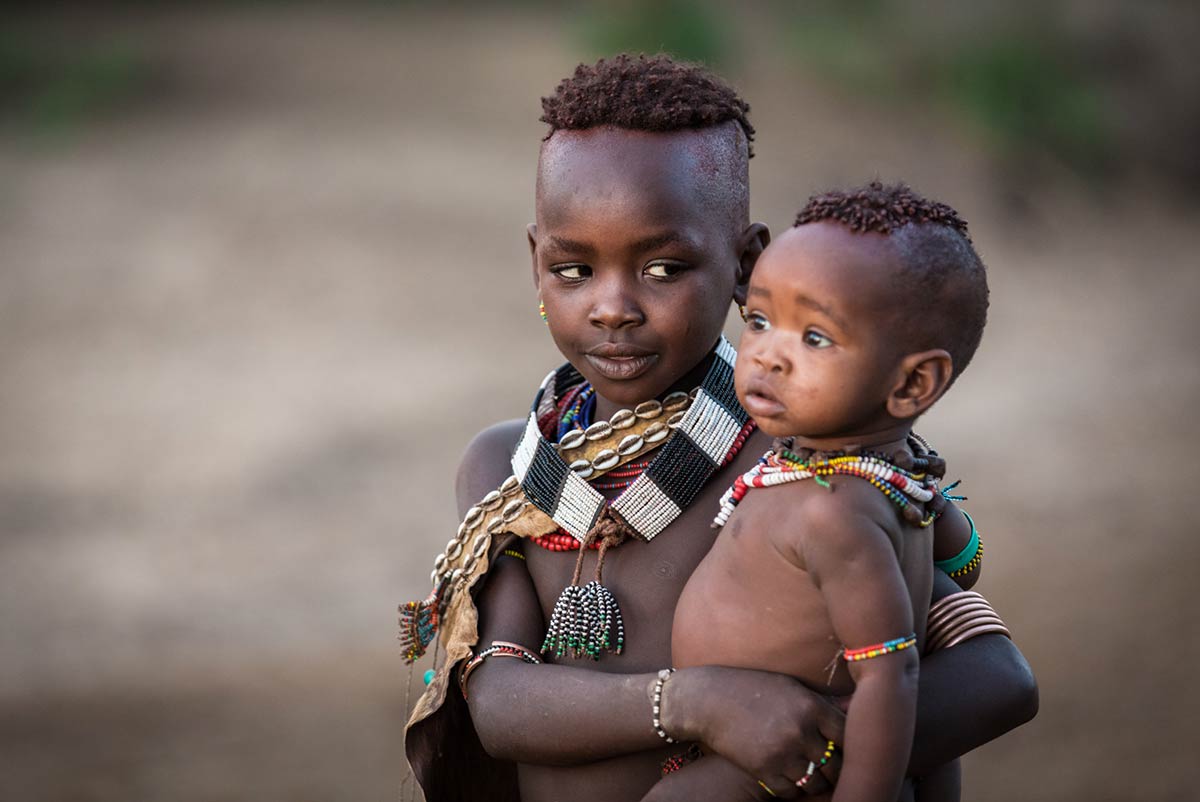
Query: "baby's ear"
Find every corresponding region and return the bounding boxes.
[887,349,953,420]
[527,223,540,290]
[733,222,770,305]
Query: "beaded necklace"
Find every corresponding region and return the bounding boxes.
[556,384,596,440]
[400,339,753,665]
[713,442,945,531]
[513,337,751,659]
[514,336,748,544]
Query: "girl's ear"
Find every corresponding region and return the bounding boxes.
[528,223,540,291]
[733,222,770,305]
[886,349,954,420]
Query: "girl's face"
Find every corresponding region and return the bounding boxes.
[531,127,757,408]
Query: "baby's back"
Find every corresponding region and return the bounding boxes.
[673,474,934,696]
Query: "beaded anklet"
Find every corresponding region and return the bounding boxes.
[796,740,838,789]
[458,640,542,700]
[660,744,703,776]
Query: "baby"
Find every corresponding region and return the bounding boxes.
[670,182,989,802]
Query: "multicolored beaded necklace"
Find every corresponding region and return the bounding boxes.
[512,337,753,659]
[713,440,947,531]
[531,391,756,551]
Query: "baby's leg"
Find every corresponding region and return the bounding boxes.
[913,759,961,802]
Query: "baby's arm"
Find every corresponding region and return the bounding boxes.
[803,495,919,802]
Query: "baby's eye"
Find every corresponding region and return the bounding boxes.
[551,263,591,280]
[644,261,688,279]
[746,312,771,331]
[803,329,834,348]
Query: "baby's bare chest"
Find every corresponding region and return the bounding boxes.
[671,496,844,678]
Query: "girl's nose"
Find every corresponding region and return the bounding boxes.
[588,276,645,330]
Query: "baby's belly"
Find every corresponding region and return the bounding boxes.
[672,529,853,694]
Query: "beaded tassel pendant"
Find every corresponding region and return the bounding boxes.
[398,578,447,664]
[540,508,631,660]
[541,580,625,660]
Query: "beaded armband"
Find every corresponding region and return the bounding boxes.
[933,511,982,578]
[458,641,542,700]
[842,634,917,662]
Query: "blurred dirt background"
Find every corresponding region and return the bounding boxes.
[1,3,1197,801]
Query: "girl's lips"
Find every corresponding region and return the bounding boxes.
[584,353,659,381]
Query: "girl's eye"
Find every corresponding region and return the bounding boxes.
[644,261,688,279]
[746,312,771,332]
[803,330,834,348]
[551,264,590,280]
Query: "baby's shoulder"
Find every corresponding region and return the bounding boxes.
[741,475,902,567]
[757,474,899,533]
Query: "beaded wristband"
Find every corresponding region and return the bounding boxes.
[459,641,541,700]
[652,668,677,743]
[843,634,917,662]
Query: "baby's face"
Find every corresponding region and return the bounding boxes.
[735,222,904,440]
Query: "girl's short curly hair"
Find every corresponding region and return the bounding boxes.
[540,53,755,156]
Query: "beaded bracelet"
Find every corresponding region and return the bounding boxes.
[652,668,677,743]
[459,641,541,700]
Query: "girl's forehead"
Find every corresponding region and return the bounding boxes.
[536,127,746,231]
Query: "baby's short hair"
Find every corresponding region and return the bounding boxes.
[540,53,755,156]
[795,182,989,382]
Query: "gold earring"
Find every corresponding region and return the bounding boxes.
[738,304,747,322]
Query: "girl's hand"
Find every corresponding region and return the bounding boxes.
[664,666,845,795]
